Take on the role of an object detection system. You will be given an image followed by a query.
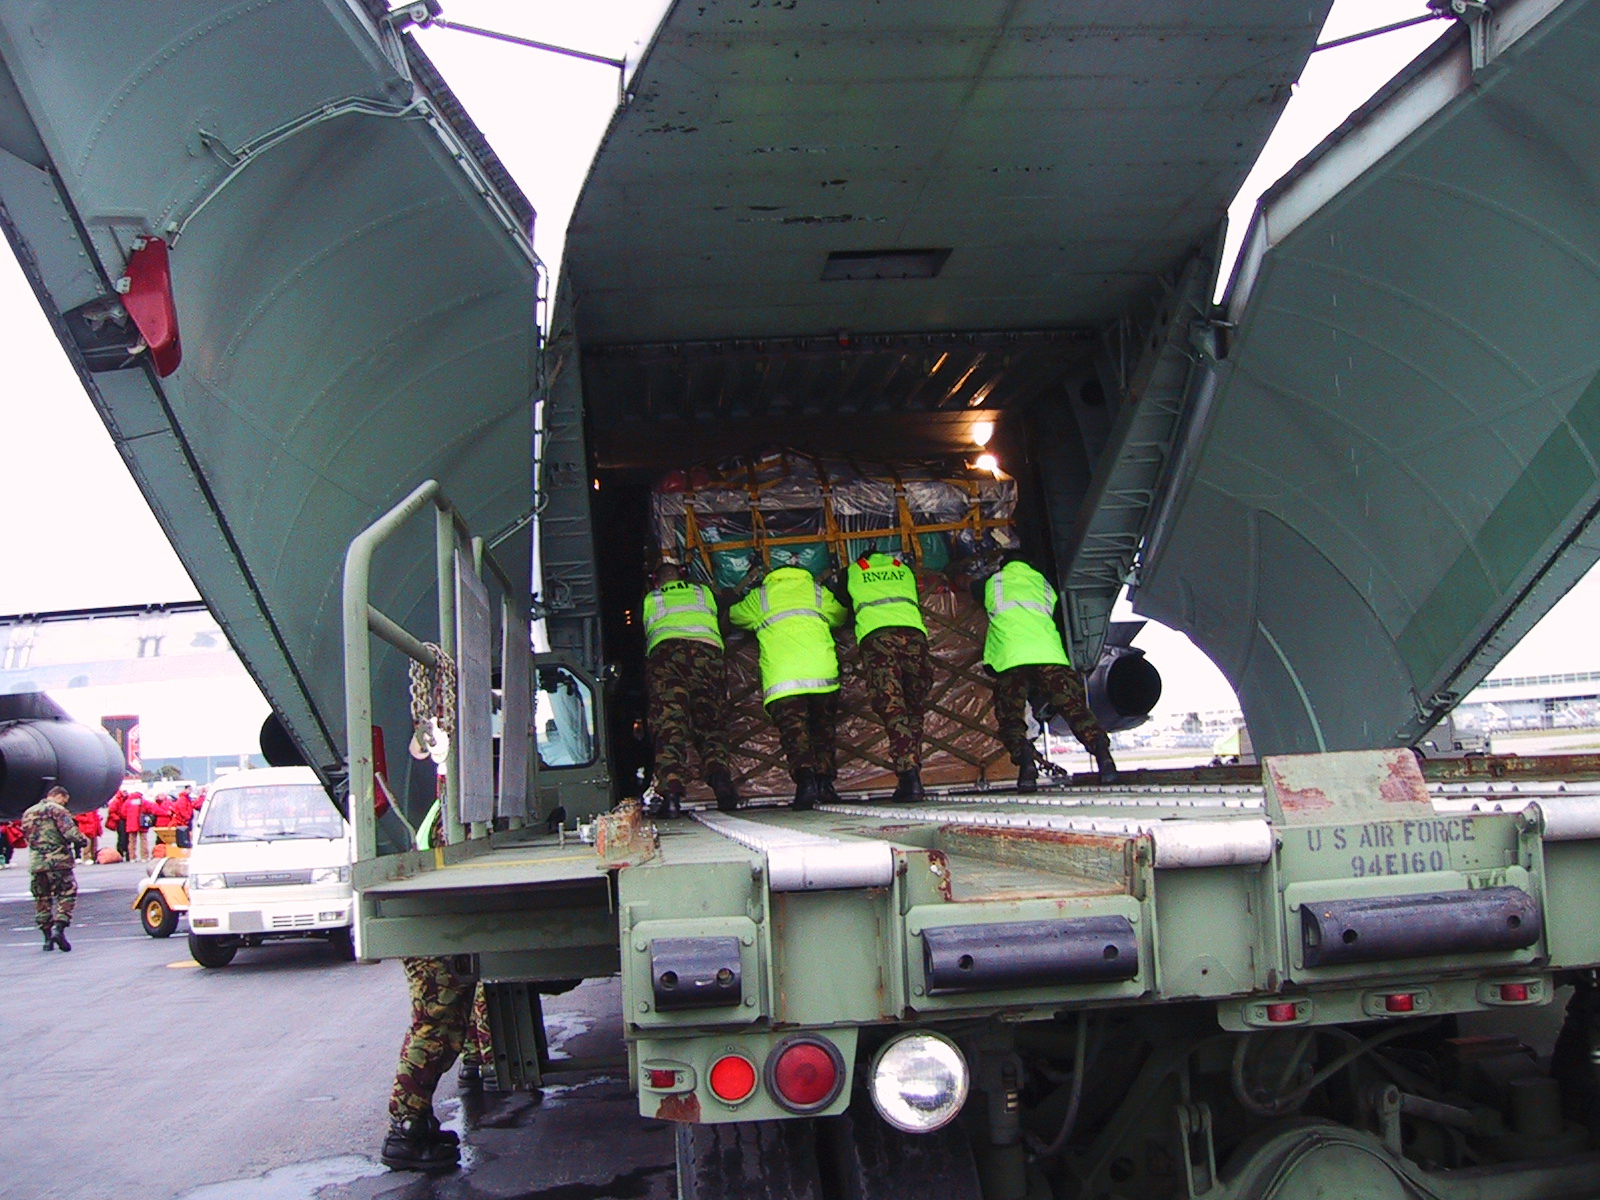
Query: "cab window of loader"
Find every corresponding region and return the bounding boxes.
[535,667,596,768]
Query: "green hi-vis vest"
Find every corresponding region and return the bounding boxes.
[643,581,724,654]
[846,552,926,641]
[728,566,848,704]
[982,561,1070,673]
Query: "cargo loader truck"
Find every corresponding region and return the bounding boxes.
[9,1,1600,1197]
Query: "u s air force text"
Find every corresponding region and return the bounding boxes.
[1304,817,1476,878]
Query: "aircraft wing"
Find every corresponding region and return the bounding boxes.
[1134,0,1600,753]
[0,2,538,782]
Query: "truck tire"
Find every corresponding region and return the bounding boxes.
[676,1119,824,1200]
[329,926,355,960]
[188,932,237,968]
[817,1100,982,1200]
[140,893,177,938]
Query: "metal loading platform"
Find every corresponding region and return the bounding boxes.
[359,748,1600,1023]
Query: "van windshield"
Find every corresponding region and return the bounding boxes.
[197,784,344,843]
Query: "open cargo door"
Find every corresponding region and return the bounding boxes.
[1136,0,1600,756]
[0,3,538,815]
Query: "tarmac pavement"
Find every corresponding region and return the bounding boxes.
[0,856,673,1200]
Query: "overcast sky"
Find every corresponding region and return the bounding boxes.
[2,0,1592,719]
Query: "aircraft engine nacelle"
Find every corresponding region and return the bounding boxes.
[0,713,128,819]
[1083,644,1163,734]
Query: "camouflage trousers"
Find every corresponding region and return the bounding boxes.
[861,628,933,773]
[994,663,1108,763]
[390,956,476,1123]
[461,984,491,1070]
[647,639,732,792]
[30,862,77,930]
[768,691,840,779]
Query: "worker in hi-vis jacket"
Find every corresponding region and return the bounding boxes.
[641,558,742,818]
[846,550,934,803]
[729,562,849,810]
[980,556,1118,789]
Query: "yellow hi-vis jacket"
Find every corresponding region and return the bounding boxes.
[728,566,848,705]
[982,561,1070,673]
[642,581,724,654]
[846,552,926,641]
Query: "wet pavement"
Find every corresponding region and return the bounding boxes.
[0,858,673,1200]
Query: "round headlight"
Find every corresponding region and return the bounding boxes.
[868,1032,969,1133]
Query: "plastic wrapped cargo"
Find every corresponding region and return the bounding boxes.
[649,452,1023,796]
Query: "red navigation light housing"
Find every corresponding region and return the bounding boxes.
[646,1068,677,1089]
[708,1055,758,1104]
[766,1036,845,1113]
[1384,992,1416,1013]
[119,237,181,377]
[1265,1002,1299,1024]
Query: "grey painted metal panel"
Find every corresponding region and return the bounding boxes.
[564,0,1331,347]
[1137,0,1600,754]
[0,1,538,800]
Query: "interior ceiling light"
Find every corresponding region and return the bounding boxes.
[975,453,1000,476]
[971,420,995,448]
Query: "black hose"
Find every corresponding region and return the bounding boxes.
[1031,1012,1089,1156]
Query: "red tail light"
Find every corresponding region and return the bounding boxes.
[709,1055,758,1104]
[766,1036,845,1113]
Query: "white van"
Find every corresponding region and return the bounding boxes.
[185,766,354,968]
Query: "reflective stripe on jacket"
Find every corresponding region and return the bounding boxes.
[846,552,926,641]
[728,566,848,704]
[982,561,1070,673]
[643,581,724,653]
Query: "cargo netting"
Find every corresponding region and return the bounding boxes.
[650,451,1023,796]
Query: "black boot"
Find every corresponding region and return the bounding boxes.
[381,1116,461,1171]
[817,775,841,806]
[708,766,742,813]
[457,1061,483,1090]
[891,769,925,804]
[53,925,72,952]
[1015,758,1039,793]
[792,768,820,812]
[1091,738,1119,785]
[41,924,55,952]
[421,1110,460,1147]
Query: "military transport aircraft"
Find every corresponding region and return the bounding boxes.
[3,0,1592,794]
[9,4,1600,1198]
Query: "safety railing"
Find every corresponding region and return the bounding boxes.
[342,479,527,864]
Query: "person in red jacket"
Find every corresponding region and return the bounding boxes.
[73,808,104,864]
[0,820,23,867]
[149,793,176,856]
[106,791,128,861]
[172,788,196,848]
[124,791,150,862]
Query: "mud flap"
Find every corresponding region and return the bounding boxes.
[676,1119,823,1200]
[816,1099,982,1200]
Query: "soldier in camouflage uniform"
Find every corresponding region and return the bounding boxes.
[381,805,476,1171]
[981,557,1118,789]
[847,552,934,802]
[21,786,88,952]
[729,564,850,809]
[383,954,475,1171]
[643,559,741,817]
